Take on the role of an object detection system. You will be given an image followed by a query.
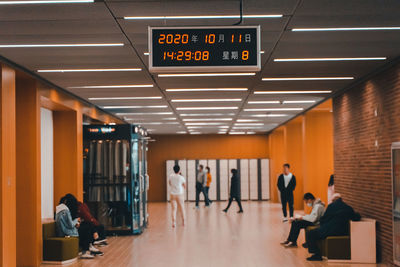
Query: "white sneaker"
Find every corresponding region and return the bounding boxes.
[93,239,108,246]
[283,217,288,222]
[80,251,95,259]
[89,244,100,253]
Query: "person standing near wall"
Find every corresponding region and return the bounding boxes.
[195,164,210,209]
[168,165,186,227]
[205,166,213,204]
[327,174,335,204]
[223,169,243,213]
[277,163,296,222]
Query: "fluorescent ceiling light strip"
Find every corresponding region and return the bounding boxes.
[232,127,264,129]
[0,43,123,48]
[244,108,303,111]
[176,131,187,134]
[248,101,280,104]
[177,107,238,110]
[254,90,332,94]
[283,100,316,104]
[0,0,93,4]
[247,132,256,134]
[236,119,261,122]
[69,84,153,89]
[183,118,233,121]
[103,105,168,109]
[185,123,228,126]
[180,113,236,116]
[292,27,400,32]
[119,112,173,116]
[38,68,141,73]
[89,96,162,100]
[159,73,255,77]
[274,57,386,62]
[166,88,247,92]
[245,114,289,117]
[172,99,241,102]
[124,14,282,20]
[262,77,353,81]
[140,122,179,125]
[229,132,246,135]
[190,132,201,134]
[234,123,264,126]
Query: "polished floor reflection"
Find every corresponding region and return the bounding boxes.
[43,202,386,267]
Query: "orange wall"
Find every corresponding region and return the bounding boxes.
[0,64,17,267]
[268,100,334,210]
[15,74,42,267]
[148,134,269,202]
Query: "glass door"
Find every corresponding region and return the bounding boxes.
[131,139,141,233]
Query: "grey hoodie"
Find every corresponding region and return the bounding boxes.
[302,199,325,224]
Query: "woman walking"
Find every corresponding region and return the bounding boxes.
[168,165,186,227]
[223,169,243,213]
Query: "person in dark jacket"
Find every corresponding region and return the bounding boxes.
[77,201,107,245]
[306,193,361,261]
[222,169,243,213]
[277,163,296,221]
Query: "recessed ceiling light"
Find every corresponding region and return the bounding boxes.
[140,122,179,125]
[176,131,187,134]
[159,73,256,77]
[292,27,400,32]
[185,123,229,126]
[229,132,246,135]
[183,118,233,121]
[177,107,239,110]
[38,68,142,73]
[119,112,174,116]
[234,123,264,126]
[171,98,242,102]
[254,90,332,94]
[124,14,282,20]
[0,43,123,48]
[245,114,289,117]
[232,126,264,129]
[144,52,150,56]
[247,132,256,134]
[89,96,162,100]
[262,77,354,81]
[283,100,316,104]
[166,88,248,92]
[236,119,261,122]
[0,0,93,4]
[69,84,153,89]
[248,101,280,104]
[162,117,177,120]
[244,108,303,111]
[189,132,201,134]
[180,113,236,116]
[274,57,386,62]
[103,105,168,109]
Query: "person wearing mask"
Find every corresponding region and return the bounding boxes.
[77,200,107,246]
[280,193,325,248]
[327,174,335,204]
[55,196,102,259]
[277,163,296,222]
[63,194,103,256]
[223,169,243,213]
[305,193,361,261]
[195,164,210,209]
[205,166,213,204]
[168,165,186,227]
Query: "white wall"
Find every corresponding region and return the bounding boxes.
[41,108,54,219]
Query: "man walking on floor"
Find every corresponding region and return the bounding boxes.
[277,163,296,222]
[195,164,210,209]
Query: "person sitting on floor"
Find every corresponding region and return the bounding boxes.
[55,196,102,259]
[305,193,360,261]
[280,193,325,248]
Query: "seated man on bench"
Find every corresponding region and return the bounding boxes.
[306,193,360,261]
[280,193,325,247]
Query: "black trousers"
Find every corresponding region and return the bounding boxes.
[78,221,94,251]
[225,196,243,211]
[306,228,323,256]
[287,220,314,243]
[93,224,106,240]
[195,182,210,207]
[205,186,212,202]
[280,191,294,217]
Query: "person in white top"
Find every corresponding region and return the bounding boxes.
[168,165,186,228]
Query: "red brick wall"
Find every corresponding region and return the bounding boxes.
[333,62,400,265]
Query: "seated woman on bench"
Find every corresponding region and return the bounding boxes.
[55,195,104,259]
[280,193,325,247]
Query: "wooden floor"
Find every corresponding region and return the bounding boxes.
[43,202,386,267]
